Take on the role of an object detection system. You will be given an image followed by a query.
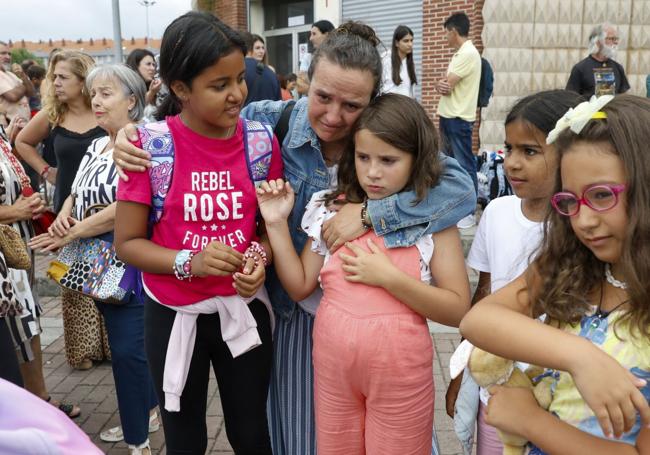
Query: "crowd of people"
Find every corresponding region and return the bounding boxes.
[0,7,648,455]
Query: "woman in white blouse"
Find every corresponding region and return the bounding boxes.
[382,25,417,98]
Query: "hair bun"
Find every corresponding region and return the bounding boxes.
[334,21,381,47]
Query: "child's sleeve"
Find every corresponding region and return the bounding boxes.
[466,204,490,273]
[115,137,153,206]
[300,190,334,256]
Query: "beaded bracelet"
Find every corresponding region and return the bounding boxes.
[243,241,268,267]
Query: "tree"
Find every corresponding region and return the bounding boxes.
[11,48,43,66]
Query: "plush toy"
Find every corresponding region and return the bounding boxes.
[450,340,553,455]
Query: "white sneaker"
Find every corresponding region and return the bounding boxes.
[100,413,160,442]
[128,439,151,455]
[456,214,475,229]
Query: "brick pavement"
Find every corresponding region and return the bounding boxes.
[35,252,470,455]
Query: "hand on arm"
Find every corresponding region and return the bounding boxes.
[486,386,650,455]
[114,124,151,180]
[459,273,650,438]
[256,179,323,301]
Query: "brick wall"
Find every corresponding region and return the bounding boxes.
[422,0,485,150]
[213,0,248,30]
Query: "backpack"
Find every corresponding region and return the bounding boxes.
[136,118,275,224]
[476,150,512,208]
[477,57,494,108]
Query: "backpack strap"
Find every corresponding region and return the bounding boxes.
[243,118,274,187]
[136,120,175,224]
[274,100,295,147]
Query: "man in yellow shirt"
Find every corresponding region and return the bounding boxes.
[436,12,481,228]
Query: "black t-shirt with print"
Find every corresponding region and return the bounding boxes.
[566,55,630,98]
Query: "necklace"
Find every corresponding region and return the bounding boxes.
[605,264,627,289]
[582,284,629,344]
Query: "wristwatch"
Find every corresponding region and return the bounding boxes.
[174,249,194,280]
[360,200,372,229]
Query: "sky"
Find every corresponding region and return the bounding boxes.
[1,0,193,42]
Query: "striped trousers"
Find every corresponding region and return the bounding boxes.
[268,306,316,455]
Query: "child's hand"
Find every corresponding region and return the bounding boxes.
[191,242,243,277]
[339,239,396,287]
[256,179,294,225]
[569,344,650,439]
[233,259,265,298]
[485,385,542,439]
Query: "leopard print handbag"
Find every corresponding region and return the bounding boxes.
[0,224,31,270]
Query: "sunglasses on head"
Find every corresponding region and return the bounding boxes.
[551,184,626,217]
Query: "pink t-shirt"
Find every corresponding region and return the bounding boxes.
[117,115,282,305]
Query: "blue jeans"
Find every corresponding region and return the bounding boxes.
[96,295,157,445]
[439,116,477,198]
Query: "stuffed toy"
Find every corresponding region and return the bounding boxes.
[450,340,553,455]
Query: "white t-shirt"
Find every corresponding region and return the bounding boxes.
[381,52,414,98]
[467,195,544,404]
[467,195,543,293]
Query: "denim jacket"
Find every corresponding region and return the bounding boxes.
[241,98,476,319]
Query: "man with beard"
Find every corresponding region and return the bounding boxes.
[0,41,32,129]
[566,23,630,98]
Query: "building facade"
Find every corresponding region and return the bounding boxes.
[202,0,650,151]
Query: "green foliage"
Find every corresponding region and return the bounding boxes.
[10,48,43,66]
[196,0,216,13]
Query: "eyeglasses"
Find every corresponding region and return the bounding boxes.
[605,36,619,43]
[551,184,626,217]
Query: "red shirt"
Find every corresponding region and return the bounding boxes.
[117,115,282,305]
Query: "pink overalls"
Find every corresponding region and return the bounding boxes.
[312,230,434,455]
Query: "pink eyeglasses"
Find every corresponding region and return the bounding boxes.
[551,184,627,217]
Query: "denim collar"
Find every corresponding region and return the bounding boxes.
[287,97,321,152]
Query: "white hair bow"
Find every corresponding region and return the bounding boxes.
[546,95,614,144]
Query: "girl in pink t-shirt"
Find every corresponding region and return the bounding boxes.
[257,93,470,454]
[115,12,281,454]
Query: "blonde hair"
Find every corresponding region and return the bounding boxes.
[43,51,95,126]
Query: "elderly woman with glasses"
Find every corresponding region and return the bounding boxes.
[30,64,158,455]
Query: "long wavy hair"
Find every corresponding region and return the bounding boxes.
[43,51,95,126]
[328,93,441,205]
[528,95,650,339]
[391,25,417,87]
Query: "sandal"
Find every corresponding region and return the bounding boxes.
[46,396,81,419]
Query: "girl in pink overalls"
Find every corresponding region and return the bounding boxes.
[257,93,471,454]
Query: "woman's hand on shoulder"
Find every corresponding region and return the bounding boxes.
[256,179,294,225]
[190,241,243,278]
[339,238,396,288]
[569,339,650,439]
[114,125,151,181]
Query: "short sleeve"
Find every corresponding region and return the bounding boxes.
[300,190,335,256]
[449,49,477,79]
[466,204,490,273]
[115,137,153,206]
